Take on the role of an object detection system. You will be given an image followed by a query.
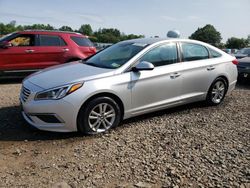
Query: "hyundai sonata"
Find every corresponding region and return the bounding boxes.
[20,38,238,134]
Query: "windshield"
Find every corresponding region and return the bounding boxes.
[0,32,16,43]
[85,41,147,69]
[238,48,250,55]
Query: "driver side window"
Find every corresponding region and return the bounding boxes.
[140,43,178,67]
[9,34,35,47]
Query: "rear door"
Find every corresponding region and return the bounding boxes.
[178,42,220,101]
[34,34,70,68]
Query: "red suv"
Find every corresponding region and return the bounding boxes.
[0,30,96,77]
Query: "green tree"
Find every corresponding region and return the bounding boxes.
[122,34,144,40]
[189,24,222,47]
[0,23,16,35]
[23,24,55,30]
[247,35,250,46]
[59,25,73,32]
[78,24,93,36]
[226,37,249,49]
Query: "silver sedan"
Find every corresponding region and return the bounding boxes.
[20,38,238,133]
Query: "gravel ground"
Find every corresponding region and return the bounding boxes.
[0,79,249,188]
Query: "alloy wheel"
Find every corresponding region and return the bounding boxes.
[88,103,116,132]
[211,81,226,104]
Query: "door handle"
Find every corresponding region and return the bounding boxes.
[25,49,34,53]
[170,72,181,79]
[62,48,69,52]
[207,66,215,71]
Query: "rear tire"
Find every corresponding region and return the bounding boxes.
[206,77,227,106]
[77,97,121,134]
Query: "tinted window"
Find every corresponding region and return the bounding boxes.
[141,43,178,67]
[182,43,209,62]
[209,48,222,58]
[9,34,35,46]
[85,42,146,69]
[71,36,93,47]
[39,35,66,46]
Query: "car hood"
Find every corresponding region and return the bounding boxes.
[26,61,115,89]
[234,53,248,59]
[238,57,250,67]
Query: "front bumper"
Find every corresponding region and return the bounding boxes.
[20,81,78,132]
[21,99,78,132]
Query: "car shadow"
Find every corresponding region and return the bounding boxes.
[0,78,24,85]
[236,80,250,90]
[0,106,82,141]
[0,102,206,142]
[122,101,206,125]
[0,81,248,142]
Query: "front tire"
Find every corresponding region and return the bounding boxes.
[77,97,121,134]
[206,77,227,105]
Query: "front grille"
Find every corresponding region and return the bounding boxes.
[21,86,31,102]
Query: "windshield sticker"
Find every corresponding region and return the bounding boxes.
[111,63,120,68]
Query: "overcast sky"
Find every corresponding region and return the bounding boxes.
[0,0,249,41]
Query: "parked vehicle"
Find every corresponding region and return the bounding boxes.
[234,48,250,59]
[0,30,96,77]
[237,57,250,80]
[20,38,238,134]
[222,48,238,55]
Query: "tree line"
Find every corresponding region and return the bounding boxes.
[189,24,250,49]
[0,22,144,43]
[0,21,249,49]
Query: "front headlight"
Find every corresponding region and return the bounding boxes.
[35,82,83,100]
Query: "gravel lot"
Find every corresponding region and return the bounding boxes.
[0,79,249,188]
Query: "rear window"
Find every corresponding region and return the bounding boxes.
[181,43,209,62]
[71,36,94,47]
[209,48,222,58]
[39,35,66,46]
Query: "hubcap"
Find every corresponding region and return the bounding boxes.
[211,81,225,104]
[88,103,116,132]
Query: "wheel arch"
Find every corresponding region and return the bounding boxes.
[76,92,125,131]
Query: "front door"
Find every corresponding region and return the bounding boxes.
[0,34,38,71]
[130,42,183,115]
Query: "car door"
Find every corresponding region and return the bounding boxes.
[0,33,39,71]
[130,42,183,116]
[34,34,69,68]
[178,42,219,101]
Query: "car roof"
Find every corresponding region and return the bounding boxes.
[17,30,84,36]
[120,37,207,45]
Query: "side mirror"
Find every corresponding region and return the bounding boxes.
[0,41,12,49]
[132,61,154,72]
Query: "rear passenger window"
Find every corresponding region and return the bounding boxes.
[70,36,94,47]
[140,43,178,67]
[39,35,66,46]
[209,48,222,58]
[181,43,209,62]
